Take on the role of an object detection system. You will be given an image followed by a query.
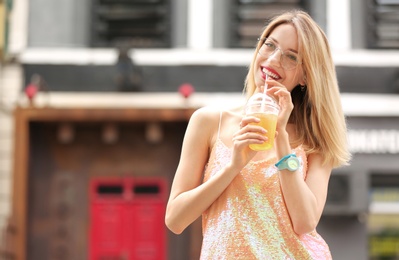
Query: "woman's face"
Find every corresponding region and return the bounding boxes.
[254,23,305,93]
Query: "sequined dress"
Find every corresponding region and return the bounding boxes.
[200,113,332,260]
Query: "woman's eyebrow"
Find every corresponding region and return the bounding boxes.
[269,36,299,54]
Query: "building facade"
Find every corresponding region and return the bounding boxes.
[1,0,399,259]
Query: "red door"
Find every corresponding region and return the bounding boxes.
[89,178,167,260]
[127,180,167,260]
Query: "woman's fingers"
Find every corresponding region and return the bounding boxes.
[237,123,266,134]
[233,123,268,150]
[232,116,267,168]
[239,115,260,128]
[233,132,267,143]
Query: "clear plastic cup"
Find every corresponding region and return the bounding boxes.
[245,93,280,151]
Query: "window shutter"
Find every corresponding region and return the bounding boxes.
[230,0,303,48]
[368,0,399,49]
[91,0,171,48]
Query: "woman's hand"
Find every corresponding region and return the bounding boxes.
[230,115,267,170]
[264,79,294,131]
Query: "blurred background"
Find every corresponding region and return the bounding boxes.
[0,0,399,259]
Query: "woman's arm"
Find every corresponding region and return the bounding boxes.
[275,130,332,235]
[165,108,238,234]
[268,82,332,235]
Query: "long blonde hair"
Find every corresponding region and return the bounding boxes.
[245,10,351,168]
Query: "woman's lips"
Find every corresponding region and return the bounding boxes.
[262,67,281,80]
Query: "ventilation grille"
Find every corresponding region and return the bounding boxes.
[368,0,399,49]
[91,0,171,48]
[230,0,303,48]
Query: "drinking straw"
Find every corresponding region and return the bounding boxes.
[261,74,269,110]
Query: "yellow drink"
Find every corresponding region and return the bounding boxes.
[248,112,278,151]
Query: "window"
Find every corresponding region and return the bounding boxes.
[229,0,304,48]
[368,173,399,259]
[367,0,399,49]
[91,0,171,48]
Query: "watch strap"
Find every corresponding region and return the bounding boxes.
[275,153,297,168]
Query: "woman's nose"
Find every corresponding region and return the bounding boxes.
[268,48,282,66]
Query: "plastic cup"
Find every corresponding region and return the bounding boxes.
[245,93,280,151]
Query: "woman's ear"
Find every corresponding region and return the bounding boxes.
[299,74,307,86]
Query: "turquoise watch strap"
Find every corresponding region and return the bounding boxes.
[275,153,296,167]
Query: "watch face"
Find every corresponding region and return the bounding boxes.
[287,158,299,170]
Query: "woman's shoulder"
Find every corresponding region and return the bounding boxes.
[190,106,242,148]
[190,106,242,123]
[192,106,221,118]
[185,107,223,140]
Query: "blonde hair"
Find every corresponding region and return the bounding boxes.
[245,10,351,168]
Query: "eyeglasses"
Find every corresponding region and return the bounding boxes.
[258,38,301,70]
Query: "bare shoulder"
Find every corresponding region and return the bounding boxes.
[190,106,222,123]
[192,106,243,126]
[186,107,223,146]
[189,106,242,147]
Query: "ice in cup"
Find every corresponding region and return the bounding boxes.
[245,93,280,151]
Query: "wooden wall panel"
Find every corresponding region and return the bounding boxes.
[12,107,202,260]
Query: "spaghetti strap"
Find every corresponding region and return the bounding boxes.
[217,111,223,140]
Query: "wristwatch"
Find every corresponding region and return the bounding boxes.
[275,154,300,172]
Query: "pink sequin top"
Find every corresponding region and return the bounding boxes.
[200,114,332,259]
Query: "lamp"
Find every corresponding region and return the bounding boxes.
[146,122,163,144]
[102,123,119,144]
[58,123,74,144]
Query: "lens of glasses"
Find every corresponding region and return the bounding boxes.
[258,39,300,70]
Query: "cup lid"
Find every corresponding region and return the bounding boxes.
[247,93,279,107]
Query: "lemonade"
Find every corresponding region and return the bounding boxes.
[248,112,278,151]
[245,92,279,151]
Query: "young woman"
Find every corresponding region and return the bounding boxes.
[165,10,351,259]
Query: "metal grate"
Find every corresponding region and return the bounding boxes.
[229,0,303,48]
[368,0,399,49]
[91,0,171,48]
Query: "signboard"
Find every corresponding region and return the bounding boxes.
[348,130,399,154]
